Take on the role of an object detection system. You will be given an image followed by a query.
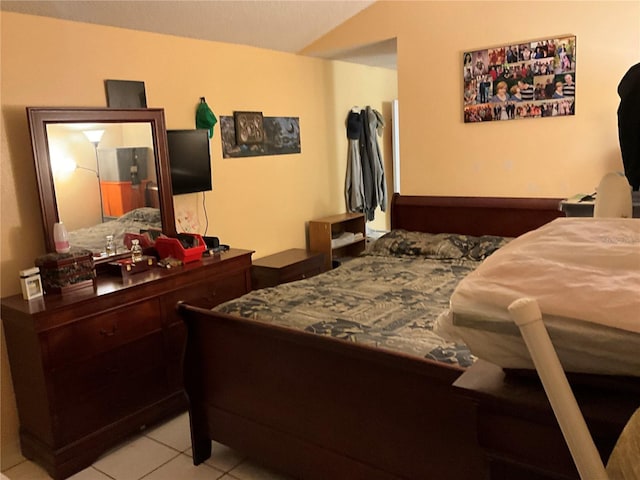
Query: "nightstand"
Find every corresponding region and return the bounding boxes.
[308,213,366,271]
[251,249,325,290]
[560,192,640,217]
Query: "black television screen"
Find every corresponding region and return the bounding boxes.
[166,129,212,195]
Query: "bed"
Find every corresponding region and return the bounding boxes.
[178,194,565,480]
[68,207,161,255]
[438,216,640,377]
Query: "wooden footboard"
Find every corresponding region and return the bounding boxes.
[180,305,484,480]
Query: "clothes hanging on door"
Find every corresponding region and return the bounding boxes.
[345,106,387,221]
[345,110,365,214]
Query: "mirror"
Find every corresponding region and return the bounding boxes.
[27,107,177,263]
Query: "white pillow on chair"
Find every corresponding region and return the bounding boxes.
[594,172,633,218]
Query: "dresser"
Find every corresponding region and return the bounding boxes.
[560,191,640,217]
[1,248,252,480]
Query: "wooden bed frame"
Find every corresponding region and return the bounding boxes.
[179,194,564,480]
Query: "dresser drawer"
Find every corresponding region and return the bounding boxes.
[162,270,249,325]
[50,333,165,410]
[54,364,170,445]
[44,299,162,369]
[280,264,323,283]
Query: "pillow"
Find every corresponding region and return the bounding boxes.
[467,235,512,260]
[369,229,474,259]
[118,207,161,225]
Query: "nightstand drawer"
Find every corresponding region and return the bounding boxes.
[251,249,324,289]
[45,299,162,368]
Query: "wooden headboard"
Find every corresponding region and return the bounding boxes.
[390,193,565,237]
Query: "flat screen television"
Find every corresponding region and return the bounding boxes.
[166,129,212,195]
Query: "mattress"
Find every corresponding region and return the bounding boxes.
[68,207,161,255]
[215,230,511,368]
[437,217,640,376]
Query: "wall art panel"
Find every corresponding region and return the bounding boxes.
[221,116,301,158]
[463,35,576,123]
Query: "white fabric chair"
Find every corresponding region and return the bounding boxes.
[594,172,633,218]
[509,297,640,480]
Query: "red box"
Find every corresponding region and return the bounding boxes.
[155,234,205,263]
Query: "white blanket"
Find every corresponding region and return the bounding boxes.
[437,218,640,375]
[451,217,640,334]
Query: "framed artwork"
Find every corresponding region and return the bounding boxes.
[463,35,576,123]
[104,80,147,108]
[233,111,264,144]
[221,116,301,158]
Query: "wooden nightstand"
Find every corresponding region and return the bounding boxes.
[308,213,366,271]
[251,249,325,290]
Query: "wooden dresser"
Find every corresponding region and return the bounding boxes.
[1,248,252,480]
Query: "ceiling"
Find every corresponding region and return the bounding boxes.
[1,0,396,69]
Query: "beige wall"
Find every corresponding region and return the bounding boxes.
[304,0,640,197]
[0,12,396,469]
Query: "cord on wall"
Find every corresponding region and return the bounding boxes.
[202,191,209,236]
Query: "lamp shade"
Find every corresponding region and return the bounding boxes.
[83,129,105,144]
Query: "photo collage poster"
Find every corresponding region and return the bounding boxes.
[463,36,576,123]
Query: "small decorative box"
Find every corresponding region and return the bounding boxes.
[34,247,96,294]
[107,255,157,279]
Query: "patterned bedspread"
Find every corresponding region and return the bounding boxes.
[68,207,161,255]
[216,230,509,368]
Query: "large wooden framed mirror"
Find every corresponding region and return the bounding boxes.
[27,107,177,264]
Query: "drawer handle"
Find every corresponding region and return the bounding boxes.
[99,326,117,337]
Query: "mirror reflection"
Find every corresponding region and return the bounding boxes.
[47,122,161,257]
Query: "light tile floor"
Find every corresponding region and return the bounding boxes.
[2,413,295,480]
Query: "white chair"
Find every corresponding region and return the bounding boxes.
[509,297,640,480]
[594,172,633,218]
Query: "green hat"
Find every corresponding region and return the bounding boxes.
[196,98,217,138]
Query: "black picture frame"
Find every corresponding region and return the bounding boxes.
[233,111,264,145]
[105,80,147,108]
